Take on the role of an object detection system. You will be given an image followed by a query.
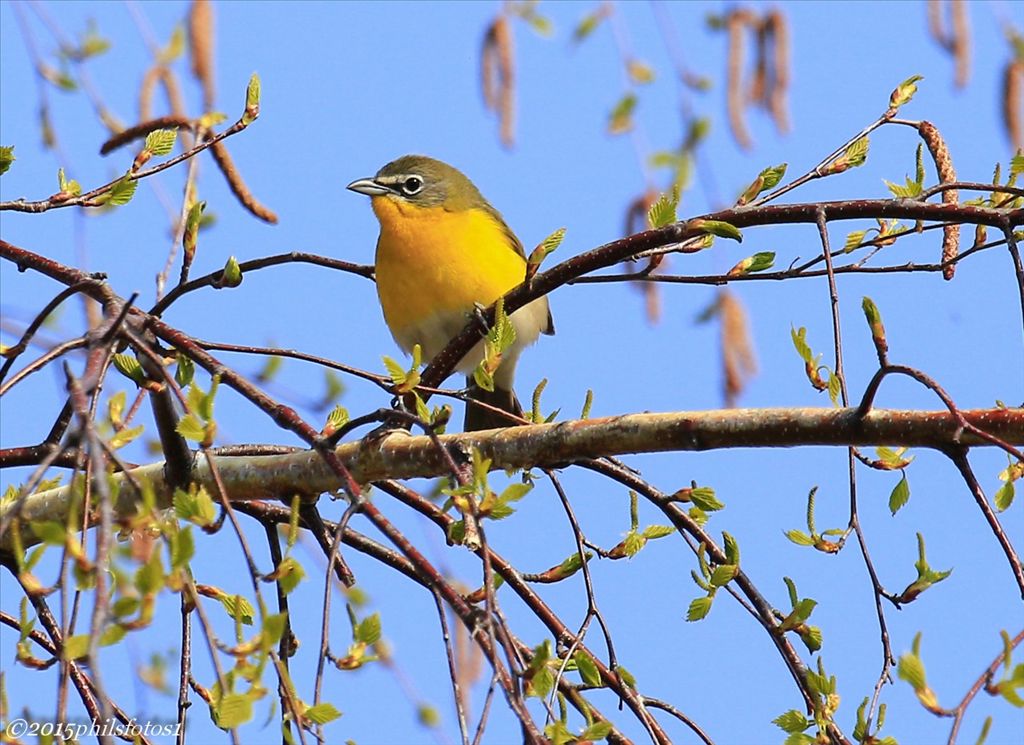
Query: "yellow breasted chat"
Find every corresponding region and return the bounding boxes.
[347,155,554,431]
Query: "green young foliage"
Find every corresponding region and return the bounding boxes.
[627,58,655,84]
[183,200,207,262]
[383,343,422,394]
[824,137,870,175]
[305,702,342,725]
[736,163,787,205]
[728,251,776,276]
[888,74,924,111]
[573,5,609,43]
[647,183,680,229]
[888,474,911,515]
[173,484,217,527]
[844,229,869,252]
[686,595,713,622]
[55,167,81,197]
[883,144,925,198]
[897,532,952,603]
[773,709,812,735]
[144,128,178,157]
[790,327,826,393]
[112,353,145,386]
[860,296,889,364]
[221,256,243,287]
[104,175,138,206]
[608,92,637,135]
[898,632,942,713]
[175,353,195,387]
[574,650,602,687]
[242,73,261,125]
[691,218,742,242]
[157,25,185,64]
[214,693,254,729]
[526,227,565,278]
[875,446,914,470]
[474,300,516,391]
[0,145,15,176]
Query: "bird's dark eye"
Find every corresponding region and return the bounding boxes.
[401,176,423,195]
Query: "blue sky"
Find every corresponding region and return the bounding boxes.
[1,1,1022,744]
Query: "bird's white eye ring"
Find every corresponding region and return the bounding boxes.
[401,176,423,195]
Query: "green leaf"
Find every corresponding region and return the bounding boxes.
[382,355,408,386]
[173,485,216,527]
[580,721,613,740]
[884,177,922,199]
[889,474,910,515]
[77,24,111,59]
[647,184,680,228]
[897,651,927,691]
[499,482,532,503]
[773,709,811,734]
[106,175,138,206]
[641,524,675,540]
[0,145,14,176]
[686,595,713,622]
[843,137,869,169]
[171,526,195,569]
[159,25,185,65]
[176,414,206,442]
[276,556,305,595]
[738,163,787,204]
[790,326,813,363]
[785,529,815,546]
[689,486,724,512]
[573,6,608,43]
[889,74,924,110]
[355,613,381,645]
[304,702,342,725]
[994,480,1014,512]
[722,532,740,565]
[844,229,868,252]
[31,521,67,546]
[608,92,637,135]
[574,651,602,687]
[62,633,90,661]
[627,58,655,85]
[218,594,255,625]
[826,372,841,405]
[221,256,243,287]
[175,354,195,387]
[135,551,164,596]
[144,128,178,157]
[215,693,253,729]
[622,531,645,557]
[110,424,144,449]
[696,219,742,242]
[729,251,775,275]
[709,564,737,587]
[242,73,261,125]
[325,404,350,432]
[99,623,126,647]
[1010,153,1024,180]
[112,353,145,385]
[527,227,566,274]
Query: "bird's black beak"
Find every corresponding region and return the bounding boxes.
[346,178,391,196]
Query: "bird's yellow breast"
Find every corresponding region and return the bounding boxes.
[372,195,527,346]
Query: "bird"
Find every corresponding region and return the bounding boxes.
[347,155,553,431]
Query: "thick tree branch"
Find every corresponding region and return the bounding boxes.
[3,406,1019,554]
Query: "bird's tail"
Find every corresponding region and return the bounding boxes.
[464,377,522,431]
